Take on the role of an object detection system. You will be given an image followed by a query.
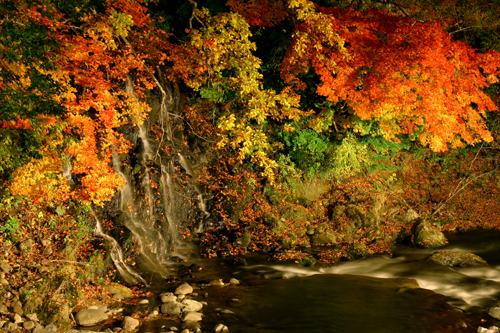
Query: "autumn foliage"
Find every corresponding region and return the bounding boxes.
[1,0,500,208]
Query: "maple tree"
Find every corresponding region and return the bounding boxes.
[0,0,499,266]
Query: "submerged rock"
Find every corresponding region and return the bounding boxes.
[428,251,488,267]
[414,220,447,249]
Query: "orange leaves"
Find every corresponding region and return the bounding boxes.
[282,3,500,151]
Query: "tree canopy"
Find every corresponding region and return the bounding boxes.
[1,0,499,206]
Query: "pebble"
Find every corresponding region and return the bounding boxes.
[23,321,35,330]
[175,282,193,295]
[138,299,149,305]
[214,323,230,333]
[229,278,240,285]
[221,309,235,314]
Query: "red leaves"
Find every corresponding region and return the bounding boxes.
[0,118,33,130]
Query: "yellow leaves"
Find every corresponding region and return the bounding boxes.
[109,11,134,37]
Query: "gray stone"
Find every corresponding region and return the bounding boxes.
[23,321,36,329]
[138,299,149,305]
[175,283,193,295]
[180,299,203,312]
[229,278,240,285]
[414,220,447,249]
[161,302,182,316]
[214,323,230,333]
[75,308,109,326]
[122,316,139,332]
[429,251,488,267]
[181,311,203,322]
[18,239,34,254]
[0,262,12,273]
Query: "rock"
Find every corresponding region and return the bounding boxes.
[23,321,36,329]
[138,299,149,305]
[175,282,193,295]
[103,283,133,299]
[161,302,182,315]
[147,310,159,317]
[429,251,488,267]
[399,208,419,224]
[0,303,8,313]
[45,323,58,332]
[18,239,34,254]
[11,313,23,324]
[414,220,447,249]
[204,293,209,298]
[180,330,190,333]
[182,320,201,330]
[0,320,5,328]
[75,308,109,326]
[0,277,8,285]
[122,316,139,332]
[221,309,234,314]
[181,311,203,322]
[113,293,126,300]
[169,326,178,331]
[209,279,225,286]
[160,293,178,303]
[0,262,13,273]
[180,299,203,312]
[478,326,499,333]
[229,278,240,285]
[214,323,230,333]
[489,307,500,320]
[4,322,19,332]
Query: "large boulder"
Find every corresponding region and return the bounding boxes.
[414,220,447,249]
[428,251,488,267]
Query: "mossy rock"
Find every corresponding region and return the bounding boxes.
[103,282,133,298]
[428,251,488,267]
[311,232,337,245]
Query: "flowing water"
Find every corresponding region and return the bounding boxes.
[136,230,500,333]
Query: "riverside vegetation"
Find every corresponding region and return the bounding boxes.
[1,0,500,331]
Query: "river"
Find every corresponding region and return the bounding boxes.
[139,230,500,333]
